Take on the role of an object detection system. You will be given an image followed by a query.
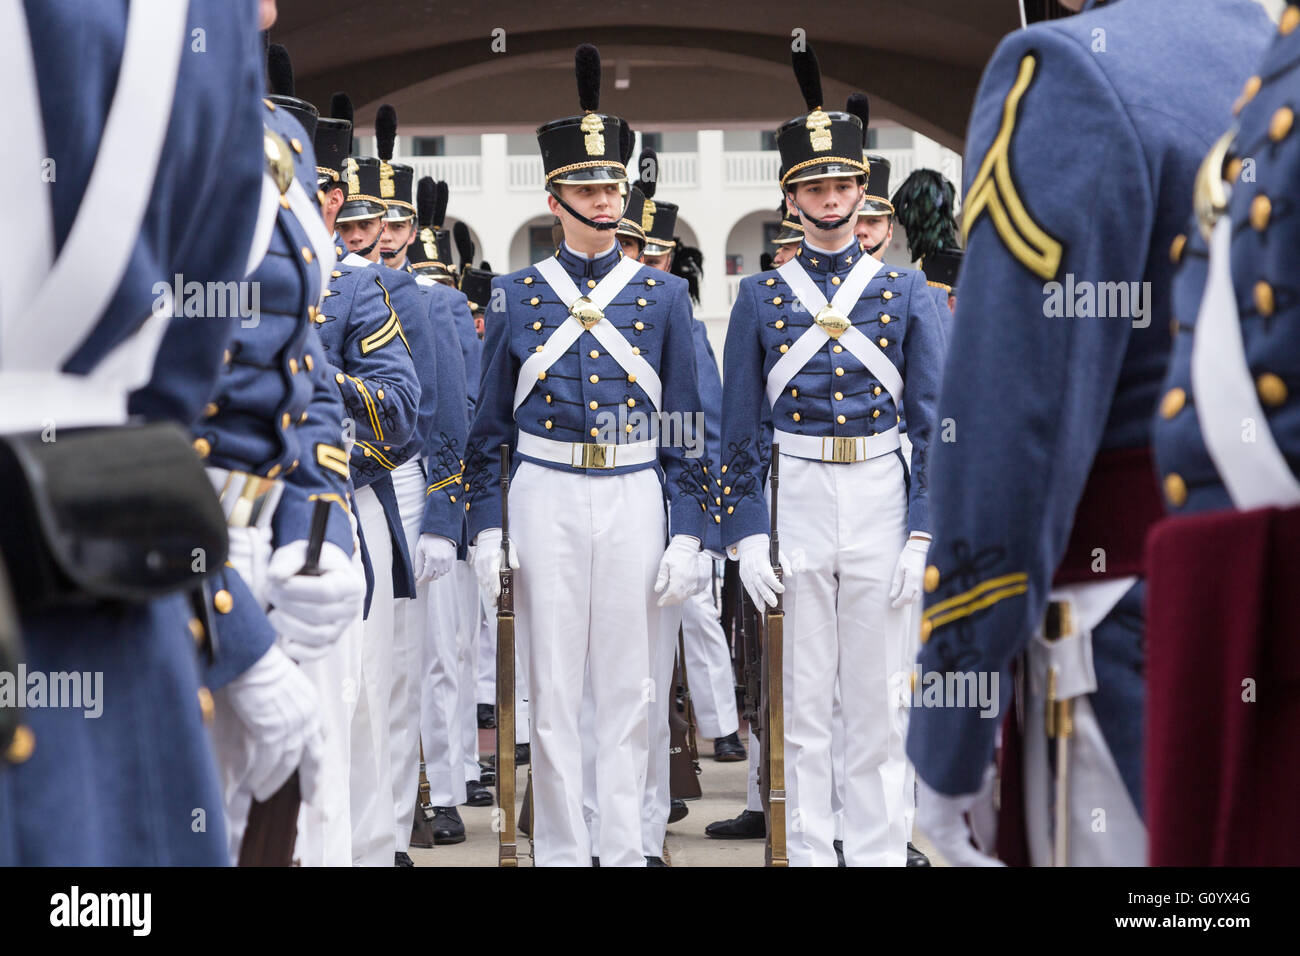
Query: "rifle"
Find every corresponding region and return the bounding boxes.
[239,496,332,867]
[668,627,702,800]
[678,626,701,772]
[763,446,788,867]
[410,739,436,848]
[1044,600,1074,867]
[495,444,518,867]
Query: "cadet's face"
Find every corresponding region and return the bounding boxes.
[618,236,643,258]
[379,219,415,259]
[642,252,672,273]
[259,0,278,29]
[947,293,957,313]
[474,311,485,337]
[856,215,893,258]
[772,244,797,267]
[339,217,384,251]
[548,182,624,246]
[790,178,864,226]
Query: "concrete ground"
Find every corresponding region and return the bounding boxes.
[410,729,944,867]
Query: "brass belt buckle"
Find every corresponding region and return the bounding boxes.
[822,436,860,463]
[573,443,612,469]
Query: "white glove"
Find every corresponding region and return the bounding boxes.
[414,534,457,585]
[734,533,791,610]
[653,535,702,607]
[221,644,324,804]
[471,528,518,607]
[266,540,365,662]
[889,536,930,609]
[915,777,1004,867]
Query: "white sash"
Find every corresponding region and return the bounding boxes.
[245,171,284,279]
[0,0,53,333]
[2,0,190,373]
[516,254,658,412]
[288,177,337,296]
[1190,218,1300,510]
[768,255,903,410]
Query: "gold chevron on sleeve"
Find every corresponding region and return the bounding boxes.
[315,443,350,479]
[426,471,463,494]
[360,314,402,354]
[961,54,1063,281]
[361,278,412,356]
[923,571,1029,631]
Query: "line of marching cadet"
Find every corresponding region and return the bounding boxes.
[3,0,1298,868]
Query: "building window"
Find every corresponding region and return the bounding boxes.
[640,132,663,155]
[410,136,444,157]
[865,128,878,150]
[529,224,559,264]
[726,254,745,276]
[762,222,781,246]
[760,130,779,152]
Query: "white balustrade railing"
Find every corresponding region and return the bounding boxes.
[402,156,483,192]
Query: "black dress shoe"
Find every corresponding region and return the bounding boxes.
[907,842,932,867]
[477,703,496,729]
[432,806,466,845]
[704,809,766,840]
[479,760,496,787]
[591,857,599,867]
[645,856,669,867]
[516,742,530,765]
[410,801,436,848]
[668,798,689,824]
[834,839,846,867]
[463,779,493,808]
[395,851,414,867]
[713,731,747,762]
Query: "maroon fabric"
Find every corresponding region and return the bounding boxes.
[1145,505,1300,866]
[994,691,1031,866]
[1054,446,1164,586]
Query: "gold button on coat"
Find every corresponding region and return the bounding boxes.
[5,725,35,763]
[1257,372,1288,406]
[1160,387,1186,419]
[1255,281,1275,317]
[1164,473,1188,508]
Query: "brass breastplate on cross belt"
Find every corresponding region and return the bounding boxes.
[814,304,851,339]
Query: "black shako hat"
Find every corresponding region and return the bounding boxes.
[776,47,869,189]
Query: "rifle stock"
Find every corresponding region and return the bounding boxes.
[496,445,518,867]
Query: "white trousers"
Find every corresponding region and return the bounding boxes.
[512,462,664,867]
[294,538,362,867]
[681,574,740,739]
[636,602,681,857]
[421,559,468,807]
[456,560,482,783]
[350,484,395,866]
[391,459,427,851]
[776,453,910,867]
[1023,579,1147,866]
[215,523,358,867]
[212,524,275,864]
